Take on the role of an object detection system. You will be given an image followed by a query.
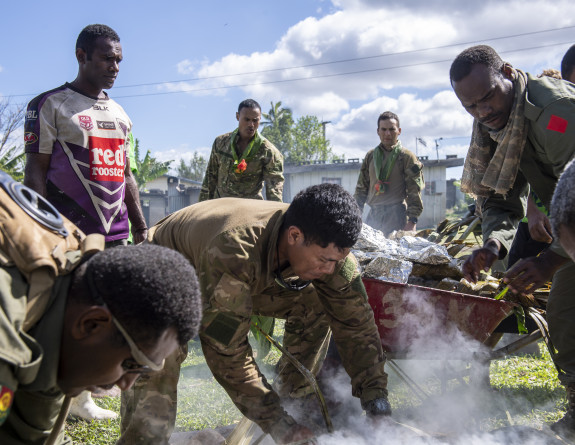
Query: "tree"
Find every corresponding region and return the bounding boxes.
[290,115,341,164]
[0,99,26,181]
[261,101,342,164]
[175,151,207,181]
[131,137,172,190]
[261,101,294,159]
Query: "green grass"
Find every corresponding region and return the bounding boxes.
[66,337,567,444]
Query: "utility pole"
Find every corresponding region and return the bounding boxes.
[321,121,331,142]
[434,137,443,160]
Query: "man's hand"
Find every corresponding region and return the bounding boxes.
[526,194,553,243]
[132,227,148,245]
[278,424,316,445]
[504,250,568,295]
[403,221,416,232]
[462,239,501,283]
[527,212,553,243]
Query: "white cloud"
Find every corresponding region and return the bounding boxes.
[160,0,573,172]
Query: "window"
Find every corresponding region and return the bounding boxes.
[322,177,342,185]
[424,181,437,195]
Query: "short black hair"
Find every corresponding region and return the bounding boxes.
[551,160,575,243]
[76,24,120,59]
[238,99,261,113]
[282,183,362,249]
[449,45,506,83]
[561,44,575,81]
[377,111,400,128]
[71,244,202,346]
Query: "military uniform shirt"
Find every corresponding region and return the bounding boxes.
[199,132,284,201]
[0,266,71,444]
[354,144,424,219]
[149,198,387,434]
[479,74,575,258]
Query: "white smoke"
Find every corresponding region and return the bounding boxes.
[306,288,562,444]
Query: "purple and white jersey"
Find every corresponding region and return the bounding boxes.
[25,83,132,241]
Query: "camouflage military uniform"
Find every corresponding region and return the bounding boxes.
[0,266,72,445]
[119,198,388,444]
[354,143,423,235]
[475,75,575,384]
[199,131,284,201]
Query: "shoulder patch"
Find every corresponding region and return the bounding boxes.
[0,385,14,425]
[411,164,422,174]
[546,115,568,133]
[203,313,241,347]
[338,256,357,283]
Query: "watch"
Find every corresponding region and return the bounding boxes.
[408,217,418,224]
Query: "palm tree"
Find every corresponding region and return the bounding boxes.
[131,137,173,190]
[260,101,294,158]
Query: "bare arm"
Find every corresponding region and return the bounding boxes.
[23,152,51,197]
[124,158,148,244]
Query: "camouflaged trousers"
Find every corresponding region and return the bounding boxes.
[118,283,387,444]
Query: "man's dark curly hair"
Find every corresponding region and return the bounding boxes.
[76,24,120,60]
[71,244,201,346]
[238,98,261,113]
[449,45,506,83]
[378,111,400,128]
[282,183,362,249]
[561,44,575,81]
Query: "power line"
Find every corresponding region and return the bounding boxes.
[112,40,573,99]
[6,25,574,100]
[112,24,575,89]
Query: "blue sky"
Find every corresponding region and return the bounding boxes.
[1,0,574,180]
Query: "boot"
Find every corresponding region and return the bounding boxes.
[68,390,118,421]
[551,383,575,438]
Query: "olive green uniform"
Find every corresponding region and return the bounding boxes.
[119,198,387,443]
[0,266,72,445]
[199,132,284,202]
[476,74,575,384]
[354,144,423,235]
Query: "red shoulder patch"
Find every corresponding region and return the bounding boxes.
[0,385,14,425]
[546,115,568,133]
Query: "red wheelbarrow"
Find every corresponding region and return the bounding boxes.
[362,277,548,399]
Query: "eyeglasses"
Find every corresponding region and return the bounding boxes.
[111,317,165,374]
[86,267,164,374]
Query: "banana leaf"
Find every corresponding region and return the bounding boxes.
[250,315,275,359]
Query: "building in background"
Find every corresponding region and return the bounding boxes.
[141,156,463,230]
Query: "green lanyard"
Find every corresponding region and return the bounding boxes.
[373,141,401,194]
[230,128,262,164]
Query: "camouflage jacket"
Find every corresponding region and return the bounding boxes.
[149,198,387,435]
[479,74,575,258]
[0,266,71,442]
[354,143,424,219]
[199,132,284,201]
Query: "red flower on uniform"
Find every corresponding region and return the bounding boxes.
[235,159,247,173]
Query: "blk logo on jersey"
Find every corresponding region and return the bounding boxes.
[89,136,125,182]
[79,115,94,131]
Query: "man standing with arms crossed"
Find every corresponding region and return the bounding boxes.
[200,98,284,202]
[23,24,148,420]
[354,111,424,236]
[450,45,575,437]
